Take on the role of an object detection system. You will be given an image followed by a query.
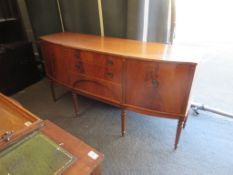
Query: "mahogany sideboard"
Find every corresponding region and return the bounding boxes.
[40,32,198,149]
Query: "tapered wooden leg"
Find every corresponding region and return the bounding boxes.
[72,92,79,117]
[121,109,126,136]
[183,116,188,129]
[174,118,184,150]
[50,81,69,101]
[50,81,56,101]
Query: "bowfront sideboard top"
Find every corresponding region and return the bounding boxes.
[40,32,199,64]
[40,32,199,149]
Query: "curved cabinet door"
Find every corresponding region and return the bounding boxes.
[125,59,196,115]
[40,42,69,85]
[40,42,54,78]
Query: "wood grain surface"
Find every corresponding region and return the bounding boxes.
[40,32,199,63]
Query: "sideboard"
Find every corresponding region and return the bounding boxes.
[40,32,198,149]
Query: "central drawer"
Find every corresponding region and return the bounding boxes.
[69,72,122,103]
[67,50,123,84]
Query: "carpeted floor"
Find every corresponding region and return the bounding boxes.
[13,79,233,175]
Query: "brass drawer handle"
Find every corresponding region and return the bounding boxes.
[75,51,80,58]
[106,72,113,78]
[152,79,159,88]
[75,64,82,69]
[107,59,113,65]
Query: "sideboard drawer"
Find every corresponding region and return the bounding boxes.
[69,50,123,68]
[69,72,122,103]
[79,51,123,67]
[68,50,123,83]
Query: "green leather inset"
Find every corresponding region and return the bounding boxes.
[0,132,76,175]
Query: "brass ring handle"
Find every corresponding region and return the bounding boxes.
[152,79,159,88]
[75,64,81,69]
[75,51,80,58]
[106,72,113,78]
[107,60,113,65]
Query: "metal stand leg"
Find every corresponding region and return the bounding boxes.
[121,109,126,136]
[191,102,233,119]
[174,118,184,150]
[72,92,79,117]
[192,106,200,116]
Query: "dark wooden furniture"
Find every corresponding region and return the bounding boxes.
[0,41,41,95]
[0,93,104,175]
[0,0,25,43]
[0,0,41,95]
[40,32,199,149]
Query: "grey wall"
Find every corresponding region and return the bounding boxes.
[126,0,145,40]
[60,0,100,35]
[25,0,62,38]
[102,0,127,38]
[147,0,170,43]
[17,0,36,51]
[18,0,173,45]
[102,0,145,40]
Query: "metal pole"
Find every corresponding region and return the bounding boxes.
[56,0,65,32]
[191,102,233,119]
[97,0,104,36]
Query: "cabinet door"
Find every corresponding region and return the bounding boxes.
[40,42,69,85]
[125,59,196,115]
[40,42,54,78]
